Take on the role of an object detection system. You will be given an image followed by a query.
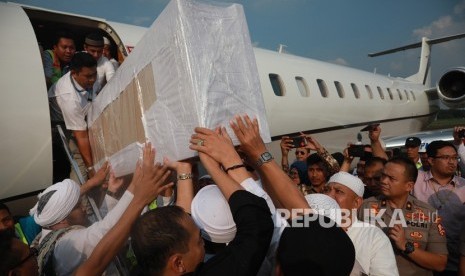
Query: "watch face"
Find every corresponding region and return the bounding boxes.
[256,152,273,167]
[404,242,415,254]
[262,152,272,160]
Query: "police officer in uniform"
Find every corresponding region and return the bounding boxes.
[359,157,448,276]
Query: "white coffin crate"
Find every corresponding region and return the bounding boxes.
[88,0,270,176]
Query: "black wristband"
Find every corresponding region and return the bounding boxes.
[224,164,245,173]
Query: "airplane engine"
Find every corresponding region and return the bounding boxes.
[437,67,465,108]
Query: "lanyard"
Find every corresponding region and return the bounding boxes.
[70,74,93,103]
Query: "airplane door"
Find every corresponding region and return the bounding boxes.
[0,3,53,200]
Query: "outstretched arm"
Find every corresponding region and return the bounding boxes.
[280,136,293,173]
[190,127,245,200]
[79,161,109,196]
[75,142,172,276]
[369,125,388,160]
[302,134,340,174]
[230,115,309,213]
[165,158,194,213]
[340,144,354,172]
[73,130,94,177]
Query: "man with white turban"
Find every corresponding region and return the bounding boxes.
[30,176,135,275]
[31,145,165,276]
[325,171,399,276]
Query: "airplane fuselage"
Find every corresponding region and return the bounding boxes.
[0,2,443,205]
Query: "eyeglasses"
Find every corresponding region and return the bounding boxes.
[295,151,306,156]
[433,155,461,162]
[11,247,38,269]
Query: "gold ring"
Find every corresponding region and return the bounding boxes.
[197,140,204,146]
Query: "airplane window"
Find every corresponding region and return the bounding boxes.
[334,81,345,98]
[351,83,360,99]
[269,74,285,96]
[295,77,309,97]
[386,88,394,100]
[317,79,329,98]
[365,85,373,99]
[410,91,416,101]
[397,89,403,100]
[377,86,385,99]
[404,90,409,100]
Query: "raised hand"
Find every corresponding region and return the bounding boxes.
[132,142,173,205]
[453,126,465,145]
[388,224,407,251]
[189,126,241,168]
[302,134,322,151]
[368,125,381,142]
[107,170,125,196]
[280,136,293,155]
[230,115,267,161]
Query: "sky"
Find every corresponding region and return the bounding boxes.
[10,0,465,85]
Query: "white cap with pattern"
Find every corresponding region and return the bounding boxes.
[305,193,341,224]
[191,185,236,243]
[328,171,365,197]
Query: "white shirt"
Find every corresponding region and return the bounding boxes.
[48,72,94,131]
[98,194,119,218]
[347,219,399,276]
[95,56,115,93]
[109,58,119,70]
[39,191,134,276]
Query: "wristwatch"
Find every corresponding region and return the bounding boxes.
[403,241,415,255]
[256,152,274,167]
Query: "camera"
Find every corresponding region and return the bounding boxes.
[459,129,465,139]
[348,145,366,158]
[291,136,307,148]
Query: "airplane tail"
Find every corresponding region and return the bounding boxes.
[368,33,465,86]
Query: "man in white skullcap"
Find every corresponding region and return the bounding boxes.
[191,179,287,276]
[102,36,119,70]
[304,193,368,276]
[304,193,341,224]
[30,178,135,275]
[325,171,399,276]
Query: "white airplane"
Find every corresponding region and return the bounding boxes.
[1,2,464,211]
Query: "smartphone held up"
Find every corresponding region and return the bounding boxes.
[291,136,308,148]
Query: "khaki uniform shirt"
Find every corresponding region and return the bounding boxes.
[359,195,448,276]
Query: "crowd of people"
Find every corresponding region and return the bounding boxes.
[3,117,465,275]
[2,30,465,276]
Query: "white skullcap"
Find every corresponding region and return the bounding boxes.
[30,179,81,228]
[103,36,110,45]
[191,185,236,243]
[328,172,365,198]
[305,194,341,224]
